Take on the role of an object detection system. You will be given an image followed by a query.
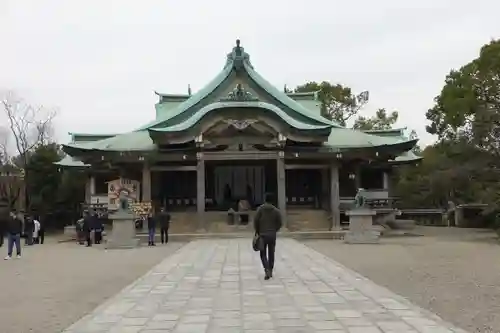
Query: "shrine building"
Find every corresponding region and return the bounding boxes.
[56,40,420,231]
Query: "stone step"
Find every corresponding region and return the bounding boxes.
[287,209,330,231]
[136,230,345,242]
[167,209,331,234]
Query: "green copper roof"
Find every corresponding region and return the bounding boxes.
[62,40,418,158]
[140,40,334,133]
[149,101,330,133]
[391,150,421,163]
[242,61,337,127]
[138,64,234,131]
[65,131,154,152]
[324,128,414,149]
[54,155,89,167]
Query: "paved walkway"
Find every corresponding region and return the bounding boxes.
[63,239,467,333]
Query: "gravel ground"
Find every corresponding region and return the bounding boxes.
[304,226,500,333]
[0,238,185,333]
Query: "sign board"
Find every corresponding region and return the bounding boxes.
[107,178,141,211]
[90,195,109,205]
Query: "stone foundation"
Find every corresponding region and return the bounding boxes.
[344,209,380,244]
[106,214,140,249]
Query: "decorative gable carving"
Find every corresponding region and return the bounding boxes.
[224,119,258,130]
[220,84,259,102]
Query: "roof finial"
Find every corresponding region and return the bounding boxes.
[235,39,242,56]
[188,84,192,96]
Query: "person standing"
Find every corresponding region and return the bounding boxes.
[82,211,92,247]
[24,215,34,246]
[253,193,282,280]
[76,217,84,245]
[4,212,22,260]
[93,213,103,244]
[147,212,156,246]
[157,208,171,244]
[0,203,8,248]
[38,216,45,245]
[33,217,41,244]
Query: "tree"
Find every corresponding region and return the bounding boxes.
[25,143,63,216]
[294,81,369,126]
[1,91,56,210]
[395,39,500,217]
[426,39,500,156]
[352,108,399,130]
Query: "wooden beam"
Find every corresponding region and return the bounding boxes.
[285,164,329,170]
[150,166,196,171]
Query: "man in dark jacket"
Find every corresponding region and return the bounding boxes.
[254,193,282,280]
[93,213,103,244]
[5,212,23,259]
[82,211,93,247]
[147,212,156,246]
[0,203,7,248]
[157,208,171,244]
[24,215,34,245]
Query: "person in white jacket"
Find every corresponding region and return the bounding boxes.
[33,219,41,244]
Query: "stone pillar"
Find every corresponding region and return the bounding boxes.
[330,163,340,230]
[196,154,205,230]
[142,164,151,202]
[276,153,287,229]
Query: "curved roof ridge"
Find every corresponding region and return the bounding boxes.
[139,40,338,131]
[243,62,340,128]
[148,101,331,133]
[137,64,233,131]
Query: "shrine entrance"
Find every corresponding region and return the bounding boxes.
[205,160,277,210]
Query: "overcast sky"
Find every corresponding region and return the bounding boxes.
[0,0,498,146]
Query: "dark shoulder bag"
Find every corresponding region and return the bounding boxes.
[252,232,264,252]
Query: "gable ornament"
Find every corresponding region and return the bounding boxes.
[220,84,259,102]
[224,119,258,130]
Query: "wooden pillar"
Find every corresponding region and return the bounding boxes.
[276,152,287,229]
[355,165,362,190]
[383,171,389,190]
[321,168,329,209]
[196,154,205,230]
[142,164,151,202]
[89,176,96,196]
[84,176,91,204]
[330,162,340,230]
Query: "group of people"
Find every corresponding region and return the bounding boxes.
[76,211,104,247]
[145,207,171,246]
[75,207,171,247]
[0,210,45,260]
[0,194,281,280]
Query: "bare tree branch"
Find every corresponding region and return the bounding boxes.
[0,90,57,210]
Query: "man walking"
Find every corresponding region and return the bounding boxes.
[147,212,156,246]
[253,193,282,280]
[157,208,171,244]
[5,212,23,260]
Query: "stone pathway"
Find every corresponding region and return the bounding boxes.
[63,239,467,333]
